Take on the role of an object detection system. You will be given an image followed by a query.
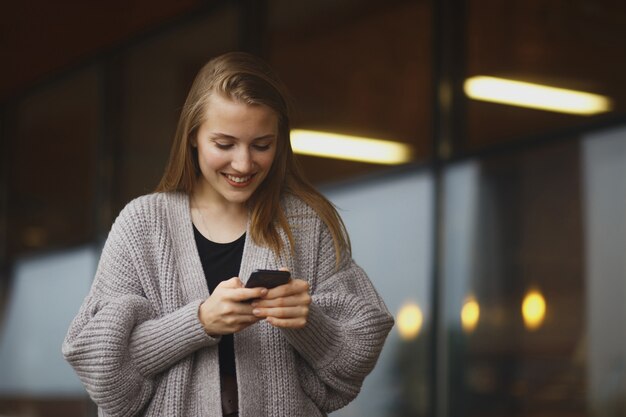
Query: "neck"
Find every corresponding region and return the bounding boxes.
[190,184,248,243]
[192,183,248,217]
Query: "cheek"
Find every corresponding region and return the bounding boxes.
[199,149,228,170]
[259,150,277,169]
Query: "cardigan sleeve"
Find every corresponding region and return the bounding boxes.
[62,204,216,417]
[280,218,395,412]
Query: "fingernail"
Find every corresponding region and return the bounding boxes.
[253,309,260,315]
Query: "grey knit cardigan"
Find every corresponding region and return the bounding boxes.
[63,192,394,417]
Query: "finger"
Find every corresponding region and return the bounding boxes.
[264,279,309,299]
[253,305,309,320]
[219,300,259,316]
[265,316,308,329]
[229,287,268,302]
[251,292,311,308]
[217,277,244,289]
[214,278,267,299]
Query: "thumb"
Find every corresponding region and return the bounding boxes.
[219,276,243,288]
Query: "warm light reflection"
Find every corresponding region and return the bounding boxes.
[464,76,613,115]
[461,295,480,333]
[290,129,414,165]
[396,302,423,340]
[522,289,546,330]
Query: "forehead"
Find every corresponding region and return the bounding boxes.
[199,94,279,136]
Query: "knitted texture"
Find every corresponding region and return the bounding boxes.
[63,192,394,417]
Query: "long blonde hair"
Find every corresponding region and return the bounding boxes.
[156,52,350,262]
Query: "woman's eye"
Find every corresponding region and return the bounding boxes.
[215,143,233,150]
[253,144,271,151]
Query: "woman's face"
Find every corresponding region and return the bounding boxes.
[193,94,279,207]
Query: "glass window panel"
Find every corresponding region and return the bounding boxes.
[8,68,100,258]
[324,169,434,417]
[3,66,100,410]
[0,246,97,395]
[441,126,626,416]
[268,0,432,184]
[581,125,626,417]
[466,0,626,149]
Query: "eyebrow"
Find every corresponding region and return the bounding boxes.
[210,132,276,141]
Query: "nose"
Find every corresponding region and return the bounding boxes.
[232,148,253,173]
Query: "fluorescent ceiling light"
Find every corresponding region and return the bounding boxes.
[464,76,612,115]
[290,130,414,165]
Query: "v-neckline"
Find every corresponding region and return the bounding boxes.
[164,192,273,299]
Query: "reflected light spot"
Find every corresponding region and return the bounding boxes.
[21,226,48,248]
[522,289,546,330]
[396,302,423,340]
[461,295,480,333]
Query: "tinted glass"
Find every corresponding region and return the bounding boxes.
[442,125,626,416]
[466,0,626,149]
[269,0,432,184]
[8,69,100,257]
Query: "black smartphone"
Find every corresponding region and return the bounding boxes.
[245,269,291,289]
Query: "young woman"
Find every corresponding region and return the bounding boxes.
[63,52,394,417]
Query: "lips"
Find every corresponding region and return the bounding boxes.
[223,173,256,187]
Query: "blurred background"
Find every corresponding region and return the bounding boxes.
[1,0,626,416]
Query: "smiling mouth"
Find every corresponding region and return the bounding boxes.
[223,173,256,186]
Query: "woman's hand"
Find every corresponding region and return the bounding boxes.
[198,277,267,335]
[250,276,311,329]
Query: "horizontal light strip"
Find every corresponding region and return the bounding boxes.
[464,76,612,115]
[290,130,413,165]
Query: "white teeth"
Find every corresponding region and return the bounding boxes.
[225,174,252,183]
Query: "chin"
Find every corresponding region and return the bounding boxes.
[224,192,254,205]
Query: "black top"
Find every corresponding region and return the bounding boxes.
[193,224,245,378]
